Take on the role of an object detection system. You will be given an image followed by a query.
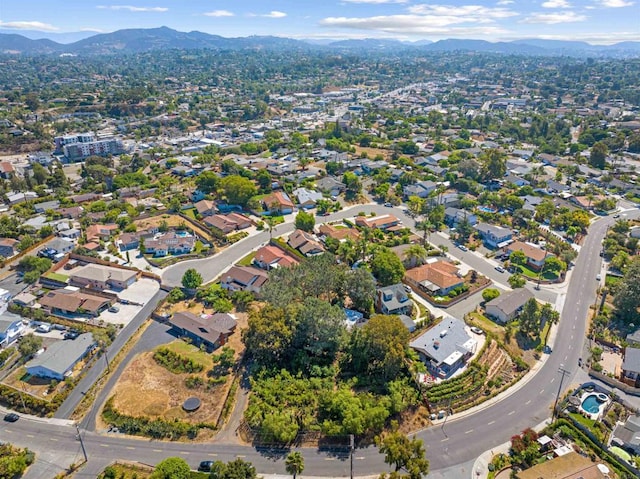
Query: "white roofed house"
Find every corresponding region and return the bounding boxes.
[292,187,324,209]
[0,312,25,347]
[410,318,477,379]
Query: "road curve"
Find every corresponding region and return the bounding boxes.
[3,205,624,477]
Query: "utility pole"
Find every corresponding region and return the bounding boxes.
[349,434,354,479]
[76,424,88,463]
[553,365,571,420]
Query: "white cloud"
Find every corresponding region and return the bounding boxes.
[204,10,234,17]
[521,11,586,23]
[342,0,408,3]
[497,0,514,4]
[320,14,511,35]
[262,11,287,18]
[407,4,518,19]
[97,5,168,12]
[0,21,59,31]
[599,0,634,6]
[541,0,570,7]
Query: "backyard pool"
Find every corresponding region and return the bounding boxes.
[175,230,192,237]
[478,206,497,213]
[579,392,609,418]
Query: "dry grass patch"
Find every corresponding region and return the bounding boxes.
[134,214,211,240]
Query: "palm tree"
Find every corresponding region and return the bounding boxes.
[404,244,428,268]
[415,220,433,247]
[265,216,277,240]
[285,452,304,479]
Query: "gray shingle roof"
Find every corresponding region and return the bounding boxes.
[27,333,94,377]
[485,288,534,317]
[623,347,640,374]
[410,318,474,365]
[377,284,410,312]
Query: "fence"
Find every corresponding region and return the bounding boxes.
[588,369,640,399]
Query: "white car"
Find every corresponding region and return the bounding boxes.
[596,274,602,281]
[470,326,484,335]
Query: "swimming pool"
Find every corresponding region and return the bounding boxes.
[579,392,609,418]
[478,206,497,213]
[175,230,191,237]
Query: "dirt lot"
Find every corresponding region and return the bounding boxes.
[106,311,247,433]
[353,146,392,160]
[133,214,212,241]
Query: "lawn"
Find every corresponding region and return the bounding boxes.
[237,251,256,267]
[516,264,559,281]
[183,208,197,220]
[468,311,505,339]
[162,340,214,370]
[264,214,285,225]
[610,446,631,462]
[41,271,69,283]
[605,274,621,288]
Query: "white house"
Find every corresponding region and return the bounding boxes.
[26,333,95,380]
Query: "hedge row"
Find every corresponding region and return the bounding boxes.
[153,348,204,374]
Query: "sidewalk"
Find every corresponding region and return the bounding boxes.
[0,403,75,427]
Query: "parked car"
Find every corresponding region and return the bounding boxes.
[3,413,19,422]
[495,266,506,273]
[36,323,52,333]
[613,214,620,218]
[384,202,393,207]
[596,274,602,281]
[108,306,120,313]
[198,461,214,472]
[470,326,484,335]
[64,330,80,340]
[457,244,468,252]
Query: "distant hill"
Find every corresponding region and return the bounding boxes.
[0,26,637,58]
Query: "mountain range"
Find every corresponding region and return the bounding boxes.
[0,26,638,58]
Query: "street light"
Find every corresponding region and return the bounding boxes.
[552,365,571,420]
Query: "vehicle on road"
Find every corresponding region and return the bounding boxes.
[613,214,620,218]
[384,202,393,207]
[64,330,80,340]
[495,265,506,273]
[404,284,412,293]
[198,461,214,472]
[457,244,468,252]
[596,274,602,281]
[3,413,19,422]
[470,326,484,335]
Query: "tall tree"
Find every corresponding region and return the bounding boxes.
[590,141,608,169]
[403,245,428,269]
[181,268,203,293]
[369,247,405,286]
[151,457,191,479]
[346,267,376,313]
[220,175,257,207]
[519,298,541,338]
[481,149,507,181]
[613,257,640,323]
[377,431,430,479]
[285,452,305,479]
[294,211,315,232]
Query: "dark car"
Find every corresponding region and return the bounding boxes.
[198,461,214,472]
[64,330,80,340]
[4,413,19,422]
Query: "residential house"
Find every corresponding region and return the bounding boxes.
[0,312,25,347]
[38,289,112,317]
[204,213,252,234]
[58,206,84,219]
[144,231,196,257]
[288,229,324,256]
[444,208,477,227]
[7,191,37,205]
[194,200,217,217]
[612,414,640,455]
[48,238,75,255]
[506,241,551,271]
[220,266,269,293]
[69,264,138,291]
[515,451,609,479]
[403,180,437,199]
[26,333,95,380]
[317,223,360,242]
[70,193,101,204]
[11,293,36,307]
[34,200,60,214]
[570,195,605,210]
[405,260,464,297]
[474,223,513,249]
[263,191,295,215]
[253,245,299,270]
[0,238,19,259]
[0,162,14,179]
[376,284,412,316]
[117,230,155,251]
[622,347,640,387]
[626,328,640,347]
[485,288,534,324]
[410,318,477,378]
[292,187,323,209]
[315,176,345,197]
[355,214,401,231]
[85,224,118,243]
[59,228,81,241]
[169,311,237,352]
[503,174,529,187]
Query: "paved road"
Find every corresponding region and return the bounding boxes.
[2,206,629,478]
[54,289,167,419]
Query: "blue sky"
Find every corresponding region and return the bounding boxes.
[0,1,638,44]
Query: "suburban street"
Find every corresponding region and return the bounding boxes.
[1,203,632,478]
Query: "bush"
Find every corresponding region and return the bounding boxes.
[184,376,203,389]
[153,348,204,374]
